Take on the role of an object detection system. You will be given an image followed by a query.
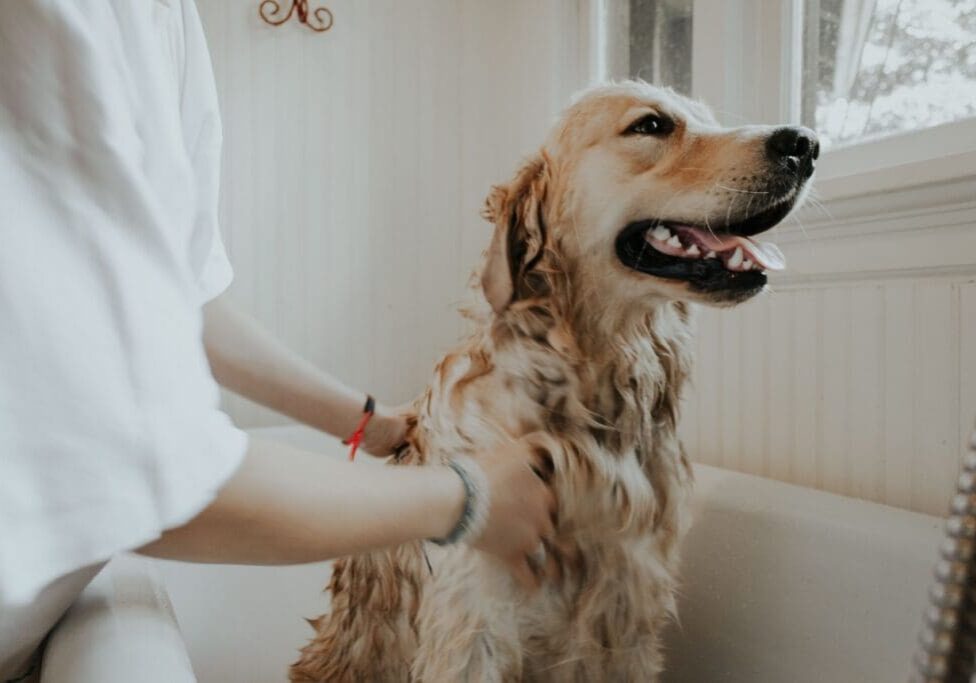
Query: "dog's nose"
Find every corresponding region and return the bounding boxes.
[765,126,819,177]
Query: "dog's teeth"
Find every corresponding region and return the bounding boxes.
[742,259,753,270]
[686,244,700,257]
[651,226,671,241]
[666,235,682,248]
[706,250,717,259]
[728,247,744,269]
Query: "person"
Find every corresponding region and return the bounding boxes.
[0,2,556,680]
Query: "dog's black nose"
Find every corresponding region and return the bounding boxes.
[765,126,819,177]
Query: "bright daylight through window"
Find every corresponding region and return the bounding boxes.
[627,0,976,151]
[628,0,694,95]
[804,0,976,149]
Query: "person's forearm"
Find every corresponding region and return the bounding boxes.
[202,296,368,439]
[137,437,464,564]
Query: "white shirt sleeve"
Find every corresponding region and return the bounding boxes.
[177,0,235,303]
[0,0,247,606]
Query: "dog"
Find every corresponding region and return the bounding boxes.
[290,80,818,682]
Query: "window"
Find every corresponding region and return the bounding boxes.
[610,0,976,192]
[803,0,976,150]
[628,0,694,95]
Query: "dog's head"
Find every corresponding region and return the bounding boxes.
[481,81,818,314]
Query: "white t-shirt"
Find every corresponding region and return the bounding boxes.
[0,0,248,606]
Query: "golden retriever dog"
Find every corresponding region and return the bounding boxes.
[290,81,818,682]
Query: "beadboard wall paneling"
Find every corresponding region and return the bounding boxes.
[196,0,587,426]
[679,191,976,516]
[199,2,975,516]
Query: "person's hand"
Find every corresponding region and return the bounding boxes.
[469,433,559,590]
[361,402,410,456]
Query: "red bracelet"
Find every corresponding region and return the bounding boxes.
[342,395,375,461]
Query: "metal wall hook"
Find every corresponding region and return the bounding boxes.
[258,1,333,33]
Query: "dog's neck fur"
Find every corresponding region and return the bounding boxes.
[408,248,695,538]
[486,267,694,459]
[472,279,694,538]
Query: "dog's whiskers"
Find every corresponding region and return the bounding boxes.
[644,185,687,226]
[715,183,769,195]
[703,213,717,239]
[787,212,809,240]
[724,193,736,229]
[805,194,833,221]
[634,238,649,267]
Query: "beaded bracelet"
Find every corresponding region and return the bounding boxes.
[430,456,489,546]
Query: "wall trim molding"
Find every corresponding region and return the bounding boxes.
[771,264,976,289]
[814,134,976,201]
[778,197,976,244]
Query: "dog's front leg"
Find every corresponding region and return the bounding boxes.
[412,549,522,683]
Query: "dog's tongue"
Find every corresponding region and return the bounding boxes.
[673,225,786,271]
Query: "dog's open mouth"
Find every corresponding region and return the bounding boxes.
[615,201,791,295]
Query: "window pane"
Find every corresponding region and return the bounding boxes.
[629,0,694,94]
[803,0,976,149]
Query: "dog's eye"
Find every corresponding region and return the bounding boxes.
[624,114,675,137]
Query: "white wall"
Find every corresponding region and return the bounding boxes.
[199,2,974,517]
[197,0,589,426]
[680,176,976,517]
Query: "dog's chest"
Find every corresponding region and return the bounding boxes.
[409,332,693,678]
[416,343,689,539]
[416,346,560,459]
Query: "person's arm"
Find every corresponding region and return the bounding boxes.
[138,436,556,588]
[202,295,405,455]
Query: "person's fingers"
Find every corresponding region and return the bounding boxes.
[510,555,541,591]
[523,436,558,529]
[364,409,411,457]
[538,502,556,539]
[391,441,412,462]
[527,541,547,566]
[542,485,557,523]
[526,439,556,483]
[521,477,556,538]
[543,539,561,581]
[517,527,539,556]
[469,433,566,589]
[552,537,581,581]
[526,539,561,582]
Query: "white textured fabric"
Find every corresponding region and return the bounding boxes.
[0,0,247,614]
[41,556,196,683]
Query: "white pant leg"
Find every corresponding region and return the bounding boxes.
[0,563,105,682]
[40,555,196,683]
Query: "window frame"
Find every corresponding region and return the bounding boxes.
[605,0,976,204]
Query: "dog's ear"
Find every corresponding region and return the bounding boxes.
[480,154,549,314]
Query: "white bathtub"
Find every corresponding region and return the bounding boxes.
[51,425,943,682]
[663,462,942,682]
